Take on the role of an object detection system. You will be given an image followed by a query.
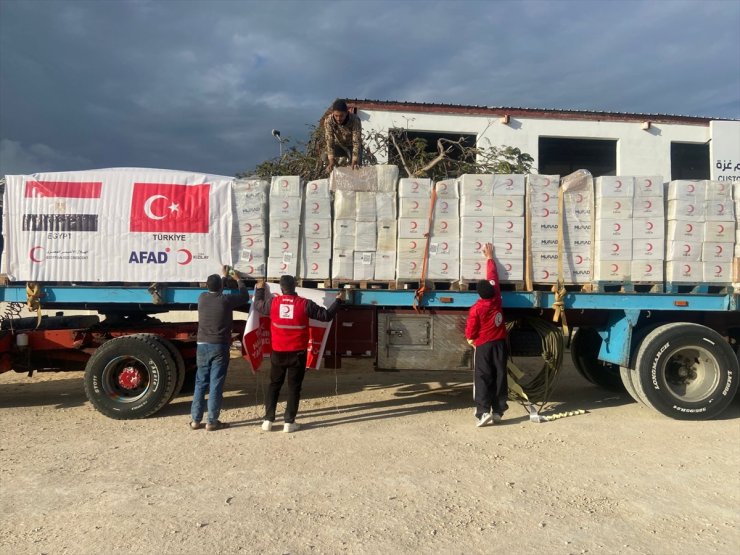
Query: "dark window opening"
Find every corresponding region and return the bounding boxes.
[538,138,617,177]
[388,129,476,169]
[671,142,709,180]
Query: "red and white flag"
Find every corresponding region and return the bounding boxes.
[243,284,336,371]
[129,183,210,233]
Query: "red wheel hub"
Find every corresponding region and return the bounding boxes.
[118,366,143,390]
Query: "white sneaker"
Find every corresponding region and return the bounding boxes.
[261,420,273,431]
[476,413,493,427]
[283,422,300,433]
[492,413,503,423]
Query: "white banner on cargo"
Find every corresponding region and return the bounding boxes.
[2,168,234,282]
[459,174,494,196]
[492,174,525,196]
[270,176,301,197]
[435,179,459,199]
[631,260,663,282]
[303,218,332,239]
[595,176,634,198]
[399,178,432,198]
[633,176,663,198]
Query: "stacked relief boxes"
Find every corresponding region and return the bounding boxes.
[560,170,593,284]
[300,179,332,280]
[593,177,634,282]
[267,176,302,278]
[665,180,705,284]
[526,175,560,284]
[428,179,459,281]
[631,176,665,283]
[396,178,432,281]
[459,175,494,281]
[702,180,734,284]
[232,178,269,277]
[491,174,525,281]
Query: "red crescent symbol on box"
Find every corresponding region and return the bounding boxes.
[281,263,287,270]
[645,179,652,188]
[441,221,448,230]
[615,201,621,209]
[683,264,691,273]
[576,255,583,264]
[313,222,320,231]
[411,262,417,270]
[645,200,652,209]
[475,178,483,188]
[442,201,448,210]
[442,263,448,271]
[505,178,513,186]
[611,264,618,272]
[244,223,253,232]
[312,263,319,271]
[544,179,550,186]
[282,200,289,209]
[282,242,289,250]
[612,243,620,252]
[475,242,482,250]
[715,265,722,273]
[647,243,653,252]
[543,192,550,202]
[718,224,725,233]
[506,243,512,250]
[413,201,419,209]
[412,182,419,191]
[506,221,513,229]
[716,245,723,255]
[718,204,725,214]
[688,183,695,193]
[410,221,418,230]
[30,246,44,263]
[476,200,483,208]
[506,200,513,208]
[615,223,621,231]
[440,183,447,191]
[504,263,511,271]
[684,244,691,254]
[245,238,254,247]
[543,270,550,279]
[647,222,653,230]
[313,242,320,250]
[543,208,550,217]
[475,263,481,271]
[313,202,319,211]
[646,264,653,272]
[687,205,694,214]
[282,221,289,229]
[247,266,254,273]
[281,179,288,188]
[577,194,583,202]
[310,182,318,191]
[411,241,417,249]
[686,223,693,232]
[441,242,448,250]
[475,221,483,230]
[615,180,622,189]
[177,249,193,265]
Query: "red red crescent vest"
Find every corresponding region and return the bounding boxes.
[269,294,310,351]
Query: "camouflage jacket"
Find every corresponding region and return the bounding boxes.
[323,112,362,160]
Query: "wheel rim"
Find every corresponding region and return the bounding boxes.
[662,345,720,403]
[101,355,151,403]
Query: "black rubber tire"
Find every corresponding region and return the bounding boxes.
[633,322,739,420]
[132,334,187,402]
[619,366,644,404]
[84,335,178,419]
[570,327,625,392]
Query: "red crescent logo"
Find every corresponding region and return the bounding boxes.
[645,200,652,209]
[412,182,419,191]
[506,243,512,250]
[282,242,289,250]
[282,201,289,209]
[646,222,653,230]
[646,264,653,272]
[245,223,253,232]
[313,242,320,250]
[614,223,621,231]
[646,243,653,252]
[281,263,288,270]
[645,179,652,188]
[312,263,319,271]
[282,221,289,229]
[247,266,254,273]
[410,221,418,230]
[440,183,447,191]
[475,263,481,271]
[715,265,722,273]
[313,223,320,231]
[576,255,583,264]
[506,200,513,208]
[688,183,695,193]
[718,204,725,214]
[441,221,448,230]
[411,241,417,249]
[542,270,550,279]
[476,200,483,208]
[716,245,723,255]
[683,244,691,254]
[410,262,417,269]
[615,180,622,189]
[310,182,318,191]
[611,264,618,272]
[687,205,694,214]
[683,264,691,273]
[29,246,44,263]
[544,179,550,187]
[475,242,482,250]
[615,201,621,209]
[543,208,550,217]
[442,201,449,210]
[177,249,193,265]
[413,201,419,209]
[506,221,513,229]
[475,178,483,188]
[245,238,254,247]
[280,179,288,188]
[612,243,620,252]
[313,202,320,211]
[442,263,448,271]
[577,193,583,203]
[718,224,725,233]
[686,223,693,232]
[505,178,513,186]
[441,242,448,250]
[543,193,550,202]
[475,221,483,230]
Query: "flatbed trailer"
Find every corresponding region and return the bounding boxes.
[1,283,738,420]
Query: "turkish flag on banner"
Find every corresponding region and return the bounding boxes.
[129,183,210,233]
[243,284,335,371]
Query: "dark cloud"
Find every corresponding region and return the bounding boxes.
[1,0,738,177]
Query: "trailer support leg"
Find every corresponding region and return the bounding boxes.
[598,309,640,367]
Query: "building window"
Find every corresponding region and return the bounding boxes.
[538,137,617,177]
[671,142,709,180]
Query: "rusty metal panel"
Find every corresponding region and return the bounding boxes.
[378,310,472,370]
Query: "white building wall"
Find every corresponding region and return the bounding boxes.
[359,109,711,179]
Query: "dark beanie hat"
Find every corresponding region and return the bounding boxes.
[477,279,495,299]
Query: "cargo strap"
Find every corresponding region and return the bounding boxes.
[25,282,43,328]
[414,187,437,312]
[552,182,570,342]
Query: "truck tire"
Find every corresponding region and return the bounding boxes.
[619,366,644,405]
[632,322,739,420]
[570,327,625,392]
[84,335,178,419]
[131,334,187,401]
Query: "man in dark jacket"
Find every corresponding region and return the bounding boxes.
[189,268,249,431]
[253,275,341,432]
[465,243,508,427]
[324,98,362,173]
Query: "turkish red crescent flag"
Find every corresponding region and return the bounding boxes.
[243,284,335,371]
[129,183,210,233]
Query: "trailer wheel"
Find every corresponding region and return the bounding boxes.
[131,334,187,401]
[619,366,644,405]
[632,323,739,420]
[570,327,625,392]
[84,335,178,419]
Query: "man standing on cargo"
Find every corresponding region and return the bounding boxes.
[465,243,509,427]
[189,268,249,431]
[324,98,362,173]
[253,275,342,432]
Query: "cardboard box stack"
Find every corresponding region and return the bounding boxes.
[560,170,593,284]
[267,176,302,278]
[331,190,356,280]
[491,174,525,281]
[396,178,432,281]
[300,179,332,280]
[593,177,634,282]
[427,179,460,281]
[232,178,269,277]
[459,174,494,281]
[665,180,706,283]
[526,174,560,284]
[702,180,735,283]
[630,176,665,283]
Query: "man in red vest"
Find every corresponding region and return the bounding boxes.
[253,275,342,432]
[465,242,508,427]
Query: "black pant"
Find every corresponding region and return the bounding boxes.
[265,350,307,423]
[473,339,509,418]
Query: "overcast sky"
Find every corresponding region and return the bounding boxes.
[1,0,738,178]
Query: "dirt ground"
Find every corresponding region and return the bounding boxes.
[1,354,738,555]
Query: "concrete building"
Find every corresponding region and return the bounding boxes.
[348,100,740,182]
